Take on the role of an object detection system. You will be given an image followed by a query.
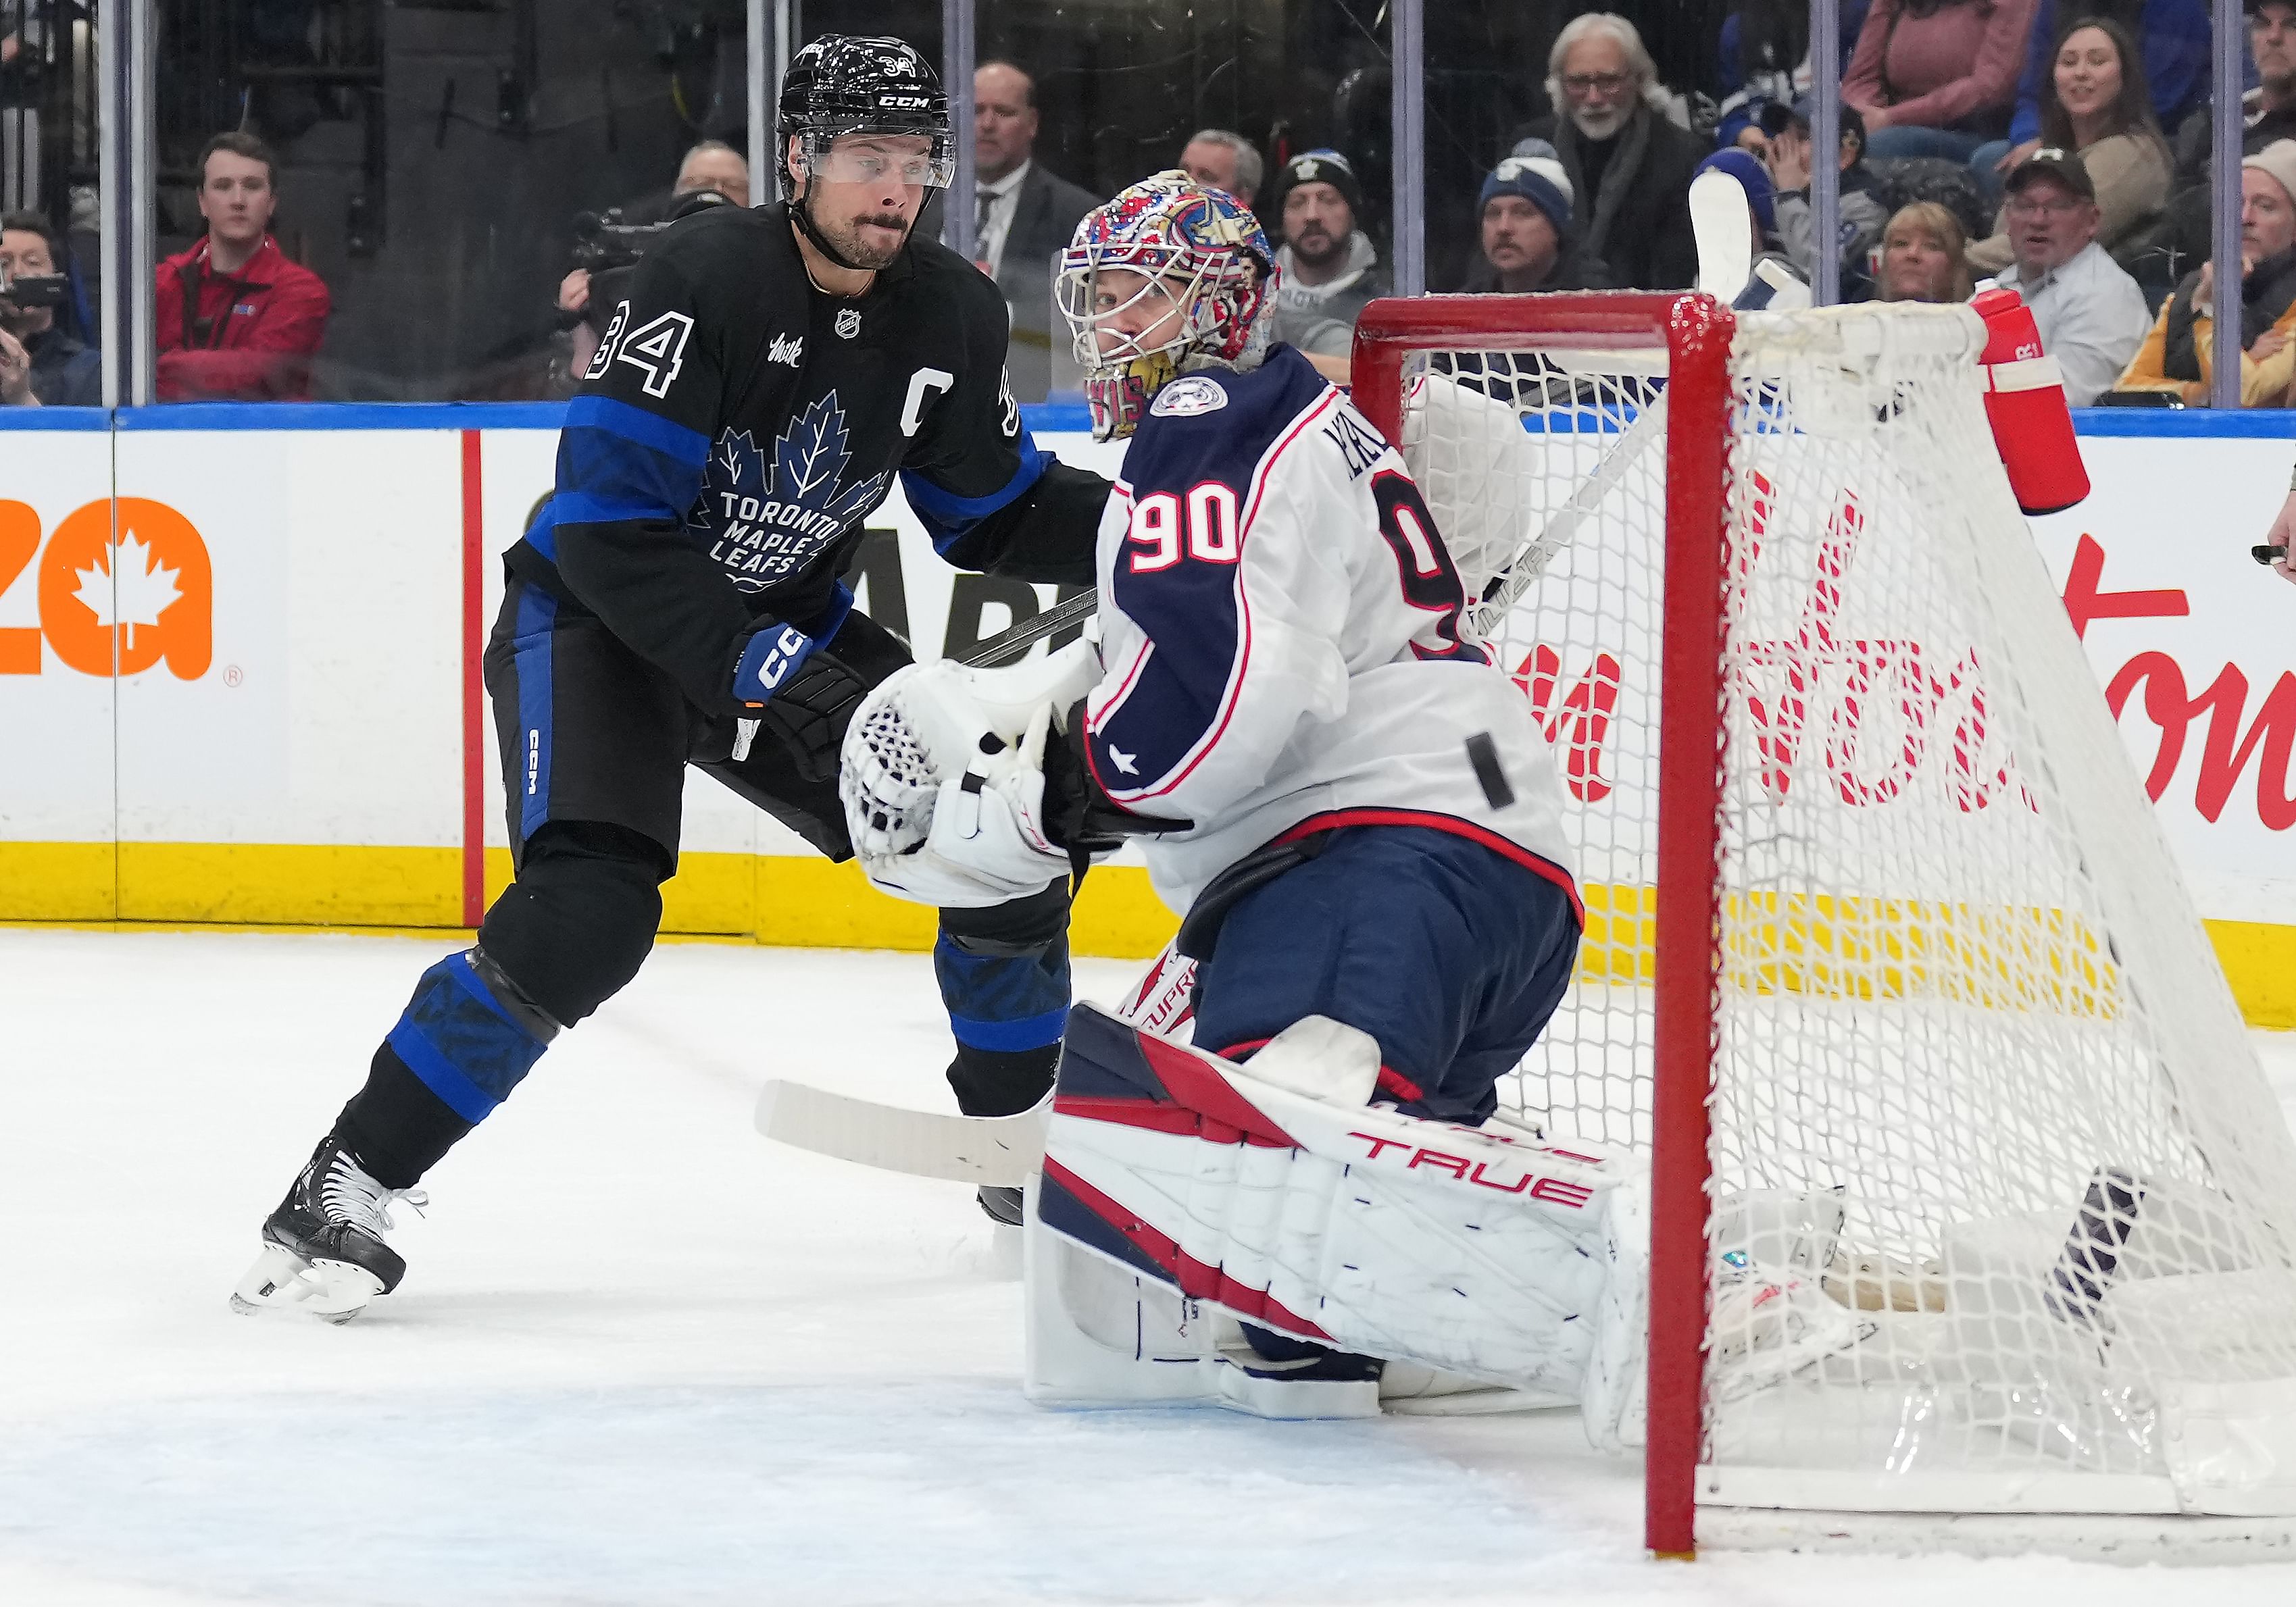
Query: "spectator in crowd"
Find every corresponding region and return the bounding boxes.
[557,141,753,374]
[2115,141,2296,405]
[1842,0,2040,164]
[1178,129,1263,208]
[0,209,98,406]
[670,139,751,207]
[1716,0,1871,155]
[1875,200,1979,299]
[1459,140,1617,292]
[1270,149,1387,383]
[1530,12,1702,290]
[2146,0,2296,292]
[972,58,1099,402]
[1697,146,1810,305]
[1980,0,2210,196]
[1966,18,2169,275]
[153,132,330,402]
[1765,97,1889,294]
[1987,147,2151,403]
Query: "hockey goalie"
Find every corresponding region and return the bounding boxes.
[838,172,1843,1433]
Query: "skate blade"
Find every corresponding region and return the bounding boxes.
[229,1243,384,1324]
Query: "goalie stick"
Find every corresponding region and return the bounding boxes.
[753,941,1197,1184]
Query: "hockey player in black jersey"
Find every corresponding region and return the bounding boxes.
[232,36,1113,1321]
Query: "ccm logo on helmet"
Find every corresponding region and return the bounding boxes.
[1346,1131,1597,1208]
[878,94,930,108]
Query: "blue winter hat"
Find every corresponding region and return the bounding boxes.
[1480,138,1574,236]
[1696,147,1776,237]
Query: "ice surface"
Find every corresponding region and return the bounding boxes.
[3,927,2296,1606]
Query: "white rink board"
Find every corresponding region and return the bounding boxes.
[3,413,2292,925]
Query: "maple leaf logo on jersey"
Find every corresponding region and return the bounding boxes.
[693,391,889,592]
[71,532,184,651]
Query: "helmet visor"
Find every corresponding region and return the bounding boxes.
[799,131,955,190]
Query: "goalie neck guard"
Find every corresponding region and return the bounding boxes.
[777,34,953,270]
[1057,171,1278,441]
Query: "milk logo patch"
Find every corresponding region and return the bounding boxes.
[768,332,804,367]
[1149,376,1227,418]
[834,308,862,339]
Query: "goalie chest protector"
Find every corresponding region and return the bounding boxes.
[1082,345,1581,919]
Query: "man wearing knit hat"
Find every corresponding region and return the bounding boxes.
[1461,139,1618,292]
[2118,137,2296,406]
[1269,149,1388,382]
[1989,146,2151,406]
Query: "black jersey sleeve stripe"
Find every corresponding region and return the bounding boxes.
[900,438,1050,553]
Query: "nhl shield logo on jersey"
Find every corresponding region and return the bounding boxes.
[835,309,862,339]
[1148,376,1228,419]
[692,392,889,591]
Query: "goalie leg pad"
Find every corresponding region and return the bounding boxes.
[1040,1003,1644,1400]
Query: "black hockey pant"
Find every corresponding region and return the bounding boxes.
[334,579,1072,1190]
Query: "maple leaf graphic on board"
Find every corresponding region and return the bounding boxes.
[72,532,184,651]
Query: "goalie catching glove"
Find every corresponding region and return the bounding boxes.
[839,639,1107,907]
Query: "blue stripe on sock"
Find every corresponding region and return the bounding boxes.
[947,1003,1070,1052]
[384,953,552,1124]
[387,1017,501,1124]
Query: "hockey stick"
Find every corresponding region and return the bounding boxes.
[753,941,1196,1185]
[962,586,1100,667]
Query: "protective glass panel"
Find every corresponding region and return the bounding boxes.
[3,0,100,408]
[148,1,759,402]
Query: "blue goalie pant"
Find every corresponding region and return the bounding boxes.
[1179,821,1582,1366]
[1186,822,1582,1128]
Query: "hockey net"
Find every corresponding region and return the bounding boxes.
[1355,294,2296,1551]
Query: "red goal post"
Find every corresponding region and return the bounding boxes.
[1349,292,2296,1560]
[1354,291,1731,1557]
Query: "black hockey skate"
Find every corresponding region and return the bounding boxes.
[229,1134,425,1323]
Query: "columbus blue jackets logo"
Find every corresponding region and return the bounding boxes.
[692,391,889,591]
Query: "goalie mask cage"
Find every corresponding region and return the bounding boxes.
[1351,293,2296,1559]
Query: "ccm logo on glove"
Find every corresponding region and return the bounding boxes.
[734,623,819,707]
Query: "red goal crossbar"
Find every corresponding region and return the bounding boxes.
[1349,292,1738,1559]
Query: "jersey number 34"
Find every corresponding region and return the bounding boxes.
[587,301,695,400]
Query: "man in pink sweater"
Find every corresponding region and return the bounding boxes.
[1843,0,2040,165]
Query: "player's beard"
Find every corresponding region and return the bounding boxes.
[817,209,913,270]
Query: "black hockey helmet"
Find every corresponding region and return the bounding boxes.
[776,35,953,200]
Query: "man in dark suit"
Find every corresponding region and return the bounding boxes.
[973,59,1099,401]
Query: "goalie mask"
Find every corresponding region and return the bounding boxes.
[1057,171,1278,441]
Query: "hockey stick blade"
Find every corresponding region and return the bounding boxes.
[753,944,1196,1185]
[962,588,1099,667]
[755,1081,1049,1186]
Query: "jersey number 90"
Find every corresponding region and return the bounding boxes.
[1126,483,1240,573]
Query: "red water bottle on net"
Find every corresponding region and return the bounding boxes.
[1969,285,2091,515]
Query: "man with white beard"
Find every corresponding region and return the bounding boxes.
[1524,11,1703,289]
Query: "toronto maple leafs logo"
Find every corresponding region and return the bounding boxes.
[692,390,889,592]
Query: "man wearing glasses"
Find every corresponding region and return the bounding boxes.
[1986,147,2150,405]
[1529,13,1701,290]
[232,35,1116,1323]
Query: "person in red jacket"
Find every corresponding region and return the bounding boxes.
[154,132,330,401]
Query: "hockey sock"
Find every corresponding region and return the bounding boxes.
[341,950,556,1187]
[936,890,1072,1117]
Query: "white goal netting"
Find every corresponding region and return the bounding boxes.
[1395,301,2296,1521]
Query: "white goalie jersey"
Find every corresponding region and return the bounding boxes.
[1078,346,1578,917]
